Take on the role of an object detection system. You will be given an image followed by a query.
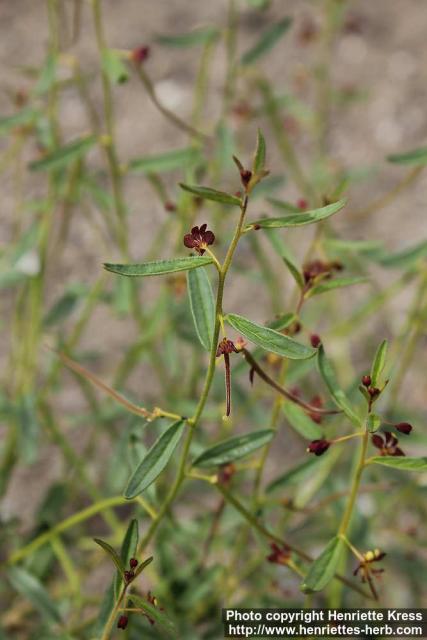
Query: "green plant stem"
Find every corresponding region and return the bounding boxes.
[6,496,138,566]
[136,197,249,554]
[338,428,369,536]
[100,583,128,640]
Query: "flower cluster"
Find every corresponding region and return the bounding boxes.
[303,259,343,287]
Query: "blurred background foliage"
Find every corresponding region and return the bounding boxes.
[0,0,426,638]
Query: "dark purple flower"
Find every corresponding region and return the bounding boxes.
[183,224,215,255]
[129,557,138,569]
[362,375,372,387]
[307,439,330,456]
[371,431,405,457]
[117,615,128,630]
[267,542,291,565]
[310,334,321,348]
[132,45,150,64]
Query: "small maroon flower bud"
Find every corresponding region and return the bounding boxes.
[371,434,384,449]
[117,615,128,630]
[267,542,291,565]
[129,557,138,569]
[310,334,321,348]
[131,45,150,64]
[218,463,236,485]
[362,375,371,387]
[164,201,176,212]
[307,439,330,456]
[297,198,308,210]
[368,386,380,398]
[124,570,134,583]
[395,422,412,435]
[253,224,261,231]
[240,169,252,189]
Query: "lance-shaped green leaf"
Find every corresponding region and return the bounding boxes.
[253,129,266,174]
[283,256,304,290]
[241,16,292,65]
[29,134,97,172]
[307,276,368,298]
[124,420,185,498]
[301,536,344,593]
[134,555,154,579]
[226,313,316,360]
[317,345,362,426]
[187,267,215,351]
[370,339,388,387]
[387,146,427,165]
[156,26,219,48]
[267,457,319,493]
[127,593,176,634]
[94,538,125,575]
[8,568,62,624]
[192,429,274,468]
[282,402,323,440]
[101,48,129,84]
[180,183,241,206]
[369,457,427,472]
[267,197,301,213]
[128,147,201,173]
[247,199,346,230]
[378,239,427,270]
[104,256,213,278]
[0,108,40,134]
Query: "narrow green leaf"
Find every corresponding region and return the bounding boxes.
[156,27,219,48]
[134,555,154,578]
[101,48,129,84]
[29,135,97,172]
[267,197,301,213]
[192,429,274,468]
[179,183,241,206]
[266,457,319,493]
[94,538,125,575]
[387,146,427,165]
[282,402,323,440]
[253,129,266,174]
[283,256,304,290]
[294,447,341,508]
[226,313,316,360]
[369,457,427,471]
[301,536,344,592]
[248,199,346,229]
[104,256,213,278]
[241,17,292,65]
[317,345,362,426]
[378,240,427,270]
[370,339,388,387]
[0,108,39,134]
[308,276,368,297]
[323,238,383,254]
[127,593,176,634]
[128,147,201,173]
[187,267,215,351]
[115,519,139,595]
[8,567,62,624]
[124,420,185,498]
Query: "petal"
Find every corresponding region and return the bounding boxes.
[191,226,199,235]
[393,448,405,456]
[371,434,384,449]
[199,223,207,233]
[204,230,215,245]
[183,234,196,248]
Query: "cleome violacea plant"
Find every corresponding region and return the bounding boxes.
[2,3,427,639]
[69,131,422,631]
